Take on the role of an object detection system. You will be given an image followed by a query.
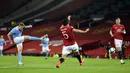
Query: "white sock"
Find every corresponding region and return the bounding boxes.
[120,59,124,63]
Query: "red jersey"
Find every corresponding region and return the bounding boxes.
[111,24,125,40]
[60,25,76,46]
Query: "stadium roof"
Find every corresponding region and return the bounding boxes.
[0,0,31,18]
[0,0,130,26]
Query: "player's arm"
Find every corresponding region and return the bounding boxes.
[24,25,33,28]
[48,41,52,46]
[41,34,47,39]
[4,40,7,45]
[109,30,113,37]
[7,34,13,44]
[39,44,43,46]
[122,29,126,34]
[73,28,90,33]
[121,25,126,34]
[7,29,14,44]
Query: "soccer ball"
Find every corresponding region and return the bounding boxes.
[109,47,116,53]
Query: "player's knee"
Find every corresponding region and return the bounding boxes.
[60,58,65,63]
[17,46,22,50]
[18,48,22,52]
[24,36,30,40]
[18,50,22,52]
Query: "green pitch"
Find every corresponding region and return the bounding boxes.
[0,56,130,73]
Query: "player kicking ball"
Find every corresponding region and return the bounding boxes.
[109,18,126,64]
[56,15,90,68]
[7,22,43,65]
[0,35,7,56]
[40,34,51,59]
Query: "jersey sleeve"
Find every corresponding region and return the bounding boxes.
[122,25,125,30]
[71,26,74,29]
[111,25,115,31]
[70,26,74,31]
[8,28,15,35]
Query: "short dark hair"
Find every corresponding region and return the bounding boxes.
[63,19,69,26]
[19,22,25,27]
[115,17,120,20]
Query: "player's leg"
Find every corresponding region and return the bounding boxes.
[13,35,41,65]
[74,52,83,65]
[108,50,112,59]
[16,43,23,65]
[56,46,70,68]
[14,36,42,44]
[13,37,24,65]
[122,44,126,59]
[0,46,3,56]
[41,47,49,59]
[45,52,49,59]
[40,48,45,59]
[114,39,125,64]
[72,43,84,66]
[40,51,43,54]
[117,48,124,64]
[42,49,49,59]
[106,48,110,59]
[23,36,42,41]
[45,49,50,59]
[56,54,67,68]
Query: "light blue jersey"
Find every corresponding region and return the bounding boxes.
[0,39,5,46]
[8,26,22,38]
[41,38,49,48]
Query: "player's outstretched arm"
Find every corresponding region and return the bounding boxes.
[109,30,113,37]
[4,40,7,45]
[39,44,43,46]
[24,25,33,28]
[73,28,90,33]
[41,35,46,39]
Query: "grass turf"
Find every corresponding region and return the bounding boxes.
[0,56,130,73]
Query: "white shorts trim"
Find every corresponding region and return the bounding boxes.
[114,39,123,48]
[62,43,79,55]
[0,46,3,50]
[14,36,24,44]
[42,47,50,52]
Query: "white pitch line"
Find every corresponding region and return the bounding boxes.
[0,65,17,68]
[0,64,130,69]
[0,64,55,69]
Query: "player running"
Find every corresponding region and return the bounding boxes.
[0,35,7,56]
[7,22,42,65]
[40,34,51,59]
[109,18,126,64]
[56,15,90,68]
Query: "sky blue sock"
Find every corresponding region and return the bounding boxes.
[18,52,22,63]
[0,50,2,55]
[45,52,49,58]
[29,36,41,40]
